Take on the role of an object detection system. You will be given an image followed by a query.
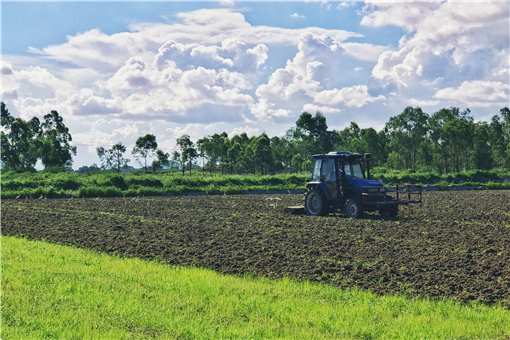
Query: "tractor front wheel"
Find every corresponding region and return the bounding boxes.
[344,199,364,219]
[304,188,329,216]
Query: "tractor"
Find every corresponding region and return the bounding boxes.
[285,152,421,218]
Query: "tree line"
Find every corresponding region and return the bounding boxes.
[2,101,509,175]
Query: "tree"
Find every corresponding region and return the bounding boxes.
[96,143,130,173]
[429,107,474,173]
[39,110,77,169]
[176,134,196,176]
[183,147,198,175]
[252,133,273,174]
[132,134,157,172]
[76,163,101,174]
[471,122,494,170]
[172,151,181,170]
[152,149,170,173]
[385,106,429,171]
[1,102,42,171]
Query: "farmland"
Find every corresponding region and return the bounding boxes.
[2,190,510,307]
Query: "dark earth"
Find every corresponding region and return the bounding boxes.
[2,190,510,307]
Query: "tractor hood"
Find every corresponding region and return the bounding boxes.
[346,178,383,188]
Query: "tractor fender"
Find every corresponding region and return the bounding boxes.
[306,181,327,195]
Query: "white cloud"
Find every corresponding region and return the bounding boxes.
[302,103,342,114]
[364,1,509,89]
[229,126,260,138]
[291,13,306,19]
[30,9,361,74]
[342,42,390,63]
[407,98,440,107]
[337,2,356,9]
[433,81,510,107]
[314,85,385,108]
[153,39,268,73]
[251,32,345,120]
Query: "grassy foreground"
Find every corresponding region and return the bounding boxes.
[2,236,510,340]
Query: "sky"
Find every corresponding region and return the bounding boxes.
[1,1,509,170]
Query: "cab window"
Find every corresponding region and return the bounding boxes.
[322,158,336,181]
[312,159,322,181]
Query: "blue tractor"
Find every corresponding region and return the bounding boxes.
[286,152,421,218]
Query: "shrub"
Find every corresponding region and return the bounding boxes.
[53,178,82,190]
[126,177,163,187]
[437,181,448,191]
[107,175,128,190]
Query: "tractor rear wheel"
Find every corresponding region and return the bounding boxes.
[344,199,364,219]
[304,187,329,216]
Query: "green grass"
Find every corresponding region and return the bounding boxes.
[2,168,509,199]
[0,171,309,198]
[3,236,510,339]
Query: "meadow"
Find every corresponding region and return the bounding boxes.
[3,235,509,339]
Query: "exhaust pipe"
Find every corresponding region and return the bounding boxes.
[365,153,372,179]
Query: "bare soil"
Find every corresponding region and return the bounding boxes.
[2,191,510,307]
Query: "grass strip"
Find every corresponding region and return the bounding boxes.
[2,235,510,339]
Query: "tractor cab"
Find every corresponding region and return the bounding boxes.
[309,152,382,202]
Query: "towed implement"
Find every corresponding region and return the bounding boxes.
[285,152,421,218]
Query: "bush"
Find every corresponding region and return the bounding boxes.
[43,166,71,174]
[437,181,448,191]
[53,178,82,190]
[126,177,163,187]
[107,175,128,190]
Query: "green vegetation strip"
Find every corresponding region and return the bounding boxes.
[2,168,509,199]
[3,236,510,339]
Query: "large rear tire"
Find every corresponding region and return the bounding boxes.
[344,199,364,219]
[304,187,329,216]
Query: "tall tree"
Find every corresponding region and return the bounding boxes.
[385,106,429,171]
[176,134,195,176]
[96,143,130,173]
[152,149,170,173]
[1,102,41,171]
[293,111,332,171]
[132,134,157,172]
[429,107,474,173]
[40,110,77,169]
[252,133,273,174]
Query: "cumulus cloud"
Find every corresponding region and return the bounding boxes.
[30,8,362,74]
[153,39,268,73]
[407,98,440,107]
[251,32,385,120]
[302,103,341,114]
[251,32,345,120]
[229,126,260,138]
[433,81,510,107]
[364,1,509,89]
[314,85,385,108]
[291,13,306,19]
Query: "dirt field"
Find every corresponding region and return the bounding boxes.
[2,191,510,307]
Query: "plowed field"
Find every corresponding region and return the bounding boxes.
[2,191,510,307]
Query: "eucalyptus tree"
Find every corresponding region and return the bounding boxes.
[1,102,41,171]
[132,134,157,172]
[96,142,130,173]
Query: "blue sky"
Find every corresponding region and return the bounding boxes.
[2,1,509,169]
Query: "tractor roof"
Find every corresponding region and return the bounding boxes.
[312,151,363,159]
